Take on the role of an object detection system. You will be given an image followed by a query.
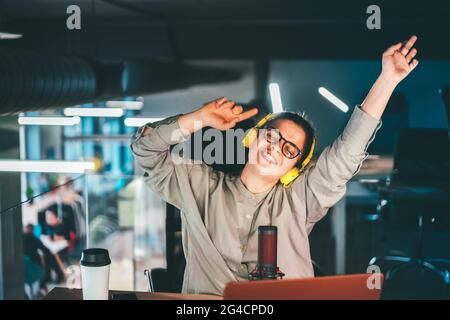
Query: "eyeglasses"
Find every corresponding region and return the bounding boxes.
[259,126,303,159]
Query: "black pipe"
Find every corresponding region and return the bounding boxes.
[0,49,242,115]
[0,49,97,115]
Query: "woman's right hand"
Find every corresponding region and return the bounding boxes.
[178,97,258,135]
[198,97,258,131]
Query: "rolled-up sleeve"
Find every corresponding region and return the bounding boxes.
[294,105,381,233]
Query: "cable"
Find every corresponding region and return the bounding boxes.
[0,174,86,216]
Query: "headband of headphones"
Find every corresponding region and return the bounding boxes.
[241,113,275,148]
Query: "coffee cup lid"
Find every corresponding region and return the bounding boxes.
[80,248,111,267]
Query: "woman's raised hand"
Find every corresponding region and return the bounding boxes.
[381,35,419,84]
[199,97,258,131]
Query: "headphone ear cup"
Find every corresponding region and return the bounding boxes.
[242,128,257,148]
[279,167,300,188]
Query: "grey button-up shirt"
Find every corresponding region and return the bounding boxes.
[130,106,381,295]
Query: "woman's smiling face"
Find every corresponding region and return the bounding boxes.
[247,119,307,179]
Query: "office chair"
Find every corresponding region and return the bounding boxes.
[144,268,173,293]
[367,129,450,297]
[368,185,450,298]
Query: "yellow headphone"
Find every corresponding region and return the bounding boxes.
[242,113,316,188]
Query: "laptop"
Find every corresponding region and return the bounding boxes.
[223,273,383,300]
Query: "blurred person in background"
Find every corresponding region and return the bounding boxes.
[23,224,65,287]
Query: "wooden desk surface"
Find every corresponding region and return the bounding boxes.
[43,287,223,300]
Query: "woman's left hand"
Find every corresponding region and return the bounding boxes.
[381,35,419,84]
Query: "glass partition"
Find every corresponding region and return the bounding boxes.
[0,173,166,299]
[1,174,87,299]
[84,174,166,292]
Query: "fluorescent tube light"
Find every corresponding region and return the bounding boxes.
[318,87,349,113]
[106,100,143,110]
[0,160,95,173]
[269,83,284,113]
[124,118,163,127]
[64,108,124,117]
[0,32,23,40]
[18,116,81,126]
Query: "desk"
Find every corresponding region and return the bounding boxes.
[43,287,223,300]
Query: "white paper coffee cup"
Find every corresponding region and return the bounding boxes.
[80,248,111,300]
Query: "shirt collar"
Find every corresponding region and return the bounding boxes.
[235,175,274,202]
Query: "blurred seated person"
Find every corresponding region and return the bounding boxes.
[23,224,65,285]
[38,204,76,252]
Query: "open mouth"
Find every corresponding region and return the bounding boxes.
[259,149,278,166]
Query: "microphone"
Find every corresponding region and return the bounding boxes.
[249,225,285,280]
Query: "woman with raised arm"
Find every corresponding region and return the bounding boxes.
[131,36,419,295]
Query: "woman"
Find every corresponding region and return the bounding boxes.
[131,36,419,295]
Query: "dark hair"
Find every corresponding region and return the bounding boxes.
[45,204,58,216]
[264,112,316,165]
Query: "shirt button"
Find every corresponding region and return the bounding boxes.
[245,214,252,219]
[240,245,246,252]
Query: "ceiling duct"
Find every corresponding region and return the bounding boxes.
[121,60,241,96]
[0,49,97,115]
[0,49,242,115]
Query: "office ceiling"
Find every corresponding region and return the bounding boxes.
[1,0,450,60]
